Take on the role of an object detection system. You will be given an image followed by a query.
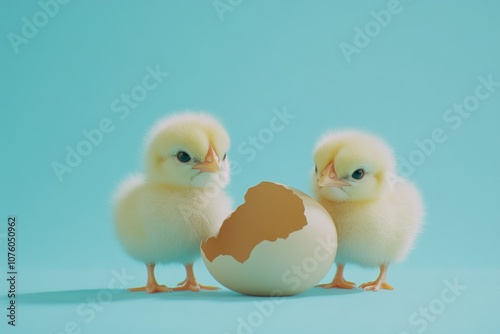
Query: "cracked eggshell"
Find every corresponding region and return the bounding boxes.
[201,182,337,296]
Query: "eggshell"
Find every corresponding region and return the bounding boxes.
[201,181,337,296]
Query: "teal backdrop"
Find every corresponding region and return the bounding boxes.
[1,0,499,333]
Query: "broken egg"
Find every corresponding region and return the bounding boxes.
[201,182,337,296]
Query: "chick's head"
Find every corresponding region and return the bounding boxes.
[312,130,396,202]
[145,112,230,188]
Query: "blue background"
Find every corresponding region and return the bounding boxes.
[1,0,499,333]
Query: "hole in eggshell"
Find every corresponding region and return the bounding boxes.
[201,182,308,263]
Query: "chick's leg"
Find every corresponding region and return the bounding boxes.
[174,263,219,292]
[317,264,356,289]
[128,263,171,294]
[360,264,394,291]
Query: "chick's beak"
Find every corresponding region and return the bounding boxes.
[318,162,351,188]
[193,146,221,173]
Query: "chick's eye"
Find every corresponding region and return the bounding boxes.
[223,153,227,161]
[176,151,191,163]
[351,169,365,180]
[315,165,318,173]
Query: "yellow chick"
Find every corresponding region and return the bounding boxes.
[312,130,424,291]
[113,112,232,293]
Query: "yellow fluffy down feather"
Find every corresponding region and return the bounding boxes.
[113,112,232,293]
[312,130,424,291]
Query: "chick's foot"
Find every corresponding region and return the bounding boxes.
[359,281,393,291]
[173,281,219,292]
[128,263,172,294]
[129,283,172,294]
[360,264,393,292]
[317,264,356,289]
[174,263,219,292]
[317,279,357,289]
